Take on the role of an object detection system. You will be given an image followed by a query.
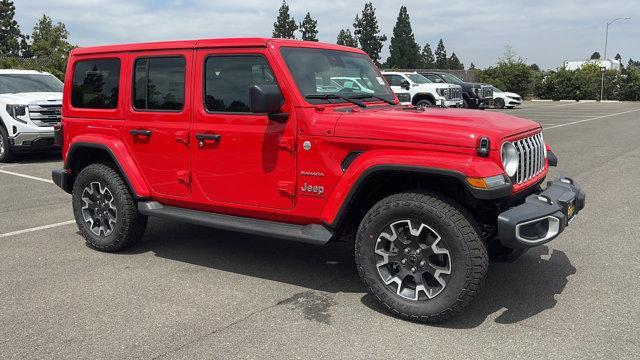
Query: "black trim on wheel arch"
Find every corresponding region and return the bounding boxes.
[65,142,144,199]
[328,165,513,229]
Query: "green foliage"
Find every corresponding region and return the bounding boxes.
[448,52,463,70]
[469,62,476,70]
[628,58,640,68]
[590,51,601,60]
[434,39,447,69]
[336,29,358,48]
[420,43,434,68]
[0,0,27,56]
[620,67,640,101]
[353,2,386,65]
[529,63,540,71]
[30,15,74,78]
[299,12,318,41]
[272,1,297,39]
[476,47,533,95]
[385,6,420,69]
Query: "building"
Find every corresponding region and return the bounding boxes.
[563,59,622,71]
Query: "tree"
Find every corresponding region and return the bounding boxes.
[30,15,74,78]
[420,43,435,68]
[385,6,421,69]
[476,47,532,96]
[614,53,622,61]
[336,29,358,48]
[272,1,297,39]
[0,0,25,56]
[353,2,387,65]
[469,62,476,70]
[299,12,318,41]
[628,58,640,68]
[434,39,447,69]
[448,52,464,70]
[590,51,601,60]
[529,63,540,71]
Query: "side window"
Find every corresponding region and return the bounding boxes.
[426,74,442,83]
[133,57,185,111]
[383,74,402,87]
[204,55,276,113]
[71,59,120,109]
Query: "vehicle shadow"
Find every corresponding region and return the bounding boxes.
[362,245,577,327]
[8,151,61,164]
[125,219,576,326]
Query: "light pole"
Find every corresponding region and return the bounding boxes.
[600,17,631,101]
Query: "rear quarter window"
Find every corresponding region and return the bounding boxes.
[71,59,121,109]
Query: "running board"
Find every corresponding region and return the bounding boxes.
[138,201,333,246]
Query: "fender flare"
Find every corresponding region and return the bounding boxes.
[321,150,510,228]
[411,92,436,105]
[65,136,150,198]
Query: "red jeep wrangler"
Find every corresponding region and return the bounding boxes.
[52,38,585,322]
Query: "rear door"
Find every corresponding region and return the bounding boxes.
[383,74,407,95]
[124,50,192,197]
[191,48,296,210]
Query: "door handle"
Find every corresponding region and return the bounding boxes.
[130,129,152,137]
[195,133,221,141]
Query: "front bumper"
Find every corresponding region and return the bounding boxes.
[497,177,585,248]
[52,168,71,193]
[9,131,59,152]
[442,99,463,108]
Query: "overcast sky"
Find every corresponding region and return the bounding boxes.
[13,0,640,69]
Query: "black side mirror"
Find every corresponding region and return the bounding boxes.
[249,85,288,122]
[401,80,411,90]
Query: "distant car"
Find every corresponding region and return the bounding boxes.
[0,69,63,162]
[381,71,463,108]
[491,86,523,109]
[330,77,375,94]
[419,71,493,110]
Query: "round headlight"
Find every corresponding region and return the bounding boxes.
[501,142,519,177]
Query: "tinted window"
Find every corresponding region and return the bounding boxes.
[424,74,444,83]
[133,57,186,111]
[383,74,404,86]
[72,59,120,109]
[204,55,276,113]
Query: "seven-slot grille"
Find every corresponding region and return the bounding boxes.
[513,132,546,184]
[28,101,62,127]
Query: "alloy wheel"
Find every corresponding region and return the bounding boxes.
[0,136,5,158]
[81,181,117,236]
[375,219,452,301]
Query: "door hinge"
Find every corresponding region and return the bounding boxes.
[277,181,295,196]
[177,170,191,184]
[176,131,189,145]
[278,137,295,152]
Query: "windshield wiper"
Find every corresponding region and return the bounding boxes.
[305,94,367,108]
[348,94,396,105]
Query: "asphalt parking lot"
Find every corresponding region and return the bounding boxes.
[2,101,640,359]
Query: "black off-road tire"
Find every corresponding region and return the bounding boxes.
[355,192,488,323]
[72,163,147,252]
[462,98,470,108]
[0,126,15,163]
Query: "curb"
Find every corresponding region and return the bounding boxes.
[559,100,576,102]
[578,100,597,103]
[531,99,553,102]
[601,100,621,103]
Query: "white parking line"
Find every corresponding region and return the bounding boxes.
[0,220,76,238]
[0,169,54,184]
[545,108,640,130]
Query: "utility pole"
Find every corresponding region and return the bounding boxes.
[600,17,631,101]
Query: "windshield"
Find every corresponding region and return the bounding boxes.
[280,47,395,103]
[492,86,503,92]
[0,74,63,94]
[440,73,464,85]
[406,73,431,84]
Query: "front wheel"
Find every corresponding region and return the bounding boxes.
[416,99,434,108]
[355,192,488,323]
[0,126,15,163]
[494,98,505,109]
[72,163,147,252]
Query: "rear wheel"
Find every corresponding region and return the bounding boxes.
[72,163,147,252]
[0,126,15,163]
[355,192,488,323]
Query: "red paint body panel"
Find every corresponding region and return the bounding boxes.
[62,38,547,228]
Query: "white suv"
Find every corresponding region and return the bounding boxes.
[382,71,463,108]
[0,70,63,162]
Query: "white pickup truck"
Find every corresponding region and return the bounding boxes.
[381,71,463,108]
[0,70,63,162]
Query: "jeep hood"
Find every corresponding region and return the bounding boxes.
[334,107,540,149]
[0,92,62,104]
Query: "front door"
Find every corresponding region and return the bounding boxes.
[383,73,408,94]
[191,49,296,210]
[124,50,192,197]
